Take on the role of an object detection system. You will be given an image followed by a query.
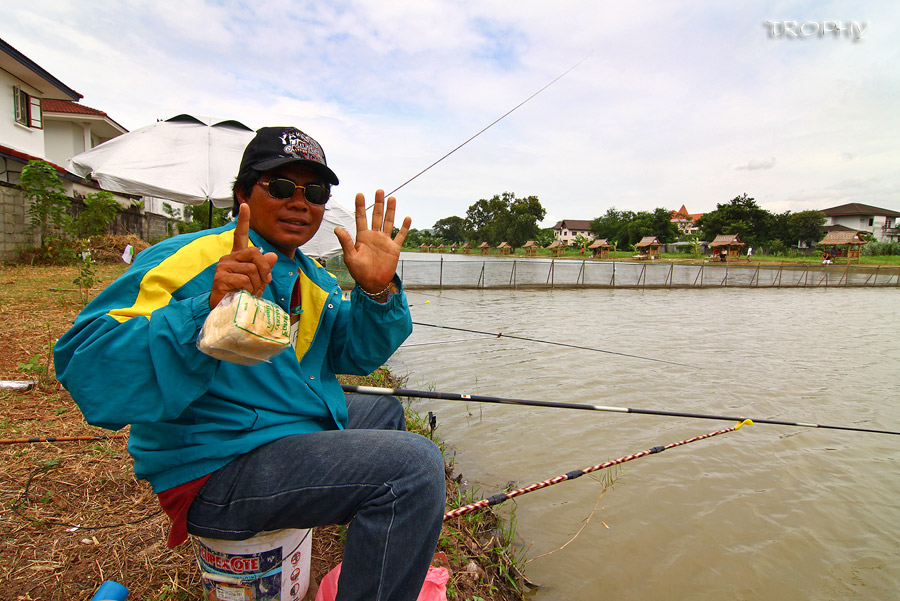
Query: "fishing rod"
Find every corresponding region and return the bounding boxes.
[382,52,592,199]
[412,321,698,369]
[342,384,900,436]
[445,421,751,520]
[0,433,128,445]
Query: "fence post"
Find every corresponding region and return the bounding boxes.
[440,257,443,290]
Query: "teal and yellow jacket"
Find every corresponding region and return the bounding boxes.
[54,222,412,493]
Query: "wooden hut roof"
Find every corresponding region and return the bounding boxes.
[419,243,429,248]
[819,231,868,246]
[522,240,538,248]
[461,242,472,248]
[497,242,511,248]
[709,234,745,247]
[635,236,662,248]
[588,238,612,249]
[478,242,491,248]
[547,241,564,249]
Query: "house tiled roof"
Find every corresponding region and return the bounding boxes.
[670,204,704,221]
[553,219,592,231]
[42,99,108,116]
[823,203,900,218]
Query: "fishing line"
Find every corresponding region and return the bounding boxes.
[444,421,751,520]
[375,52,592,202]
[402,337,489,348]
[343,384,900,436]
[412,321,698,368]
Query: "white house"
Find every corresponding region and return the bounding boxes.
[552,219,594,245]
[0,37,180,259]
[822,203,900,243]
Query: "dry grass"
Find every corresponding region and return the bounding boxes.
[0,261,526,601]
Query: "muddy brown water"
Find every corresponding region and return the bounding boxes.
[390,286,900,600]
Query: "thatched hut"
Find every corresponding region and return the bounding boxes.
[635,236,662,260]
[461,242,472,255]
[818,230,867,264]
[547,240,565,257]
[708,234,744,262]
[588,238,613,259]
[522,240,539,257]
[497,241,512,255]
[479,242,491,255]
[419,243,430,253]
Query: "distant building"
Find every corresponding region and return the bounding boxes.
[822,203,900,242]
[670,205,704,235]
[552,219,594,244]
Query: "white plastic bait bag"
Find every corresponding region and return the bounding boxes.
[197,290,291,365]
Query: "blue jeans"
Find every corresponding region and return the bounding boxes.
[186,394,446,601]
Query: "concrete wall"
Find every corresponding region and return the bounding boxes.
[1,181,180,261]
[0,182,36,261]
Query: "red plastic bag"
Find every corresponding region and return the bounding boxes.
[315,563,449,601]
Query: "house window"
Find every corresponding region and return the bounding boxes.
[13,86,42,129]
[869,218,874,227]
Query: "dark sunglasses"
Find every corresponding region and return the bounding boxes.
[258,179,331,205]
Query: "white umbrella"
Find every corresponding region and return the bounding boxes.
[300,200,356,261]
[67,114,254,208]
[68,114,353,259]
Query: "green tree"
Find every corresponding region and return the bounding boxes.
[74,190,120,238]
[695,193,775,247]
[20,160,71,248]
[505,195,546,248]
[590,206,677,248]
[464,192,545,248]
[535,227,555,247]
[785,210,826,247]
[432,216,467,244]
[176,203,232,235]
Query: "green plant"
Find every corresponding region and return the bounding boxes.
[74,190,120,238]
[17,353,47,377]
[20,160,71,249]
[73,246,98,305]
[16,324,56,388]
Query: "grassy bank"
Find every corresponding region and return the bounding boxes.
[0,262,527,601]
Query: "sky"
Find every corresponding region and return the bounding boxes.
[3,1,898,231]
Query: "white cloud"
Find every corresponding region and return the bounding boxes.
[2,0,898,229]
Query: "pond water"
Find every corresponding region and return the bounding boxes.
[389,285,900,601]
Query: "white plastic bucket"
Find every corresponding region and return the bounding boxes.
[196,528,312,601]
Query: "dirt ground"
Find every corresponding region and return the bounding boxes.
[0,257,527,601]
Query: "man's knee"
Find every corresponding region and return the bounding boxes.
[400,432,446,504]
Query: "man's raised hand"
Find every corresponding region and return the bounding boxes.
[334,190,411,294]
[210,204,278,309]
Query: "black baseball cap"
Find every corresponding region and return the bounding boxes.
[238,126,339,185]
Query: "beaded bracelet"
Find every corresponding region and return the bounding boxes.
[359,281,396,303]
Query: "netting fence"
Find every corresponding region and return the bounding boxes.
[324,256,900,290]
